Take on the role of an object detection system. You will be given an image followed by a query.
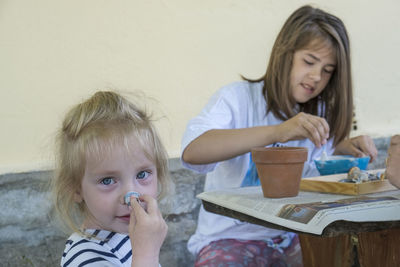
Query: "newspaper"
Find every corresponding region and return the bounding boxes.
[197,186,400,235]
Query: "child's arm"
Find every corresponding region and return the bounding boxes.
[183,112,329,165]
[129,195,167,267]
[334,135,378,162]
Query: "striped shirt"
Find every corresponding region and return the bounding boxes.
[61,229,132,267]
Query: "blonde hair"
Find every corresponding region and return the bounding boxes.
[246,5,352,146]
[51,91,171,234]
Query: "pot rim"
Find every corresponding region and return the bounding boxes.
[251,146,308,163]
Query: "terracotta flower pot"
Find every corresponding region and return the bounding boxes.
[251,147,308,198]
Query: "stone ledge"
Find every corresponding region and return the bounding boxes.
[0,157,205,267]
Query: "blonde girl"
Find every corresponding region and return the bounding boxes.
[52,91,171,267]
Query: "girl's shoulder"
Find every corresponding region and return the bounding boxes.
[61,230,131,266]
[212,80,264,106]
[217,80,263,96]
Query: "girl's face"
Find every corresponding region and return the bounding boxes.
[290,42,336,104]
[77,139,158,234]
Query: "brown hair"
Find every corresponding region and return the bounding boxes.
[246,5,352,145]
[51,91,171,234]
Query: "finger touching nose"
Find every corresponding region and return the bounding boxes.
[123,191,141,206]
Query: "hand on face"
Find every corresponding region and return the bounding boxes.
[277,112,330,147]
[129,194,167,266]
[334,135,378,162]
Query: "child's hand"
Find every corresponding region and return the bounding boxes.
[334,135,378,162]
[129,194,167,267]
[278,112,330,147]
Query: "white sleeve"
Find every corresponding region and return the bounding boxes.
[181,85,244,173]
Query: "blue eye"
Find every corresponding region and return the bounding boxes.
[100,177,115,185]
[137,171,150,179]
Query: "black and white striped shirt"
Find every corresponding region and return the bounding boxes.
[61,229,132,267]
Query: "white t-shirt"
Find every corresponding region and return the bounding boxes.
[181,81,334,255]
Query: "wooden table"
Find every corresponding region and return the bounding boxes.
[201,190,400,267]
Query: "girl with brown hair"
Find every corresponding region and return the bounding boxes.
[182,5,377,266]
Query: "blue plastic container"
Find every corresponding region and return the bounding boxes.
[314,155,370,175]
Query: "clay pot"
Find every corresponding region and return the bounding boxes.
[251,147,308,198]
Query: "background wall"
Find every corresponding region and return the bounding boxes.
[1,0,400,174]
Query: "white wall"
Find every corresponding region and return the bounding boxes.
[1,0,399,174]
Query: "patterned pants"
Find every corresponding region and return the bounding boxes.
[195,235,303,267]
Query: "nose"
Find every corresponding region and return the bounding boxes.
[120,192,127,205]
[120,191,136,205]
[309,67,322,82]
[123,191,141,206]
[120,181,140,205]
